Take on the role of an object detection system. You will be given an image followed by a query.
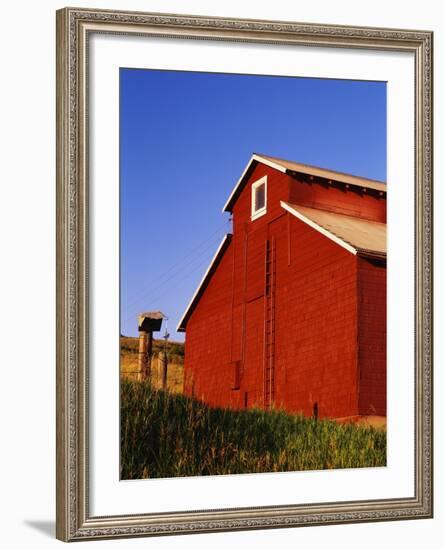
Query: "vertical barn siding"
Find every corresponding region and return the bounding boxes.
[357,257,387,416]
[273,215,359,418]
[243,298,265,407]
[245,225,267,302]
[183,162,385,419]
[183,243,240,408]
[232,163,292,231]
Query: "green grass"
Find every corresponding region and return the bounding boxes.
[120,379,386,479]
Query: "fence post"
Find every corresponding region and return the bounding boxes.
[138,330,154,381]
[137,312,166,382]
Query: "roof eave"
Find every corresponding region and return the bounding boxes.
[222,154,287,213]
[280,201,386,259]
[280,201,358,256]
[356,249,387,261]
[223,153,386,214]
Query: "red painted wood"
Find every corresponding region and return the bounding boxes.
[183,163,386,419]
[288,174,386,223]
[357,257,387,416]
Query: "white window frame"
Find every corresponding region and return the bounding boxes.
[251,175,267,221]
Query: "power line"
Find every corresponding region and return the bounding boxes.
[121,221,231,319]
[120,250,216,329]
[122,218,231,307]
[121,230,225,315]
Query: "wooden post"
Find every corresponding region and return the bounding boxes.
[138,330,153,381]
[137,311,166,382]
[138,331,147,381]
[159,351,168,390]
[146,331,153,380]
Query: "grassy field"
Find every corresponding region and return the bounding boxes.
[120,335,184,358]
[120,379,386,480]
[120,336,184,392]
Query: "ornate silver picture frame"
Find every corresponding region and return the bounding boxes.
[56,7,433,542]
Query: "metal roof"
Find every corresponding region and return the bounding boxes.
[281,202,386,259]
[177,234,232,332]
[223,153,386,212]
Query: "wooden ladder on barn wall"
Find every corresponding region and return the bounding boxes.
[263,237,276,410]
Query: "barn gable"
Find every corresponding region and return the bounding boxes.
[224,153,386,214]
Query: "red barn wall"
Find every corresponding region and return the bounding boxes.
[230,161,386,223]
[288,174,386,223]
[183,162,385,419]
[357,257,387,416]
[272,214,359,418]
[183,242,240,409]
[231,163,290,236]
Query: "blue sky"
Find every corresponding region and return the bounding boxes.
[120,69,386,341]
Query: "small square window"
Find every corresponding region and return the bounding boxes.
[251,176,267,220]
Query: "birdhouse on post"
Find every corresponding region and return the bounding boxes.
[137,311,166,381]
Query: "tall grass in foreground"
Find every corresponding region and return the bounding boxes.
[120,379,386,479]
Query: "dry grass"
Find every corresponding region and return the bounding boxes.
[335,415,387,430]
[120,336,184,393]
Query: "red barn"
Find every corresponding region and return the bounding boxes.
[177,154,386,420]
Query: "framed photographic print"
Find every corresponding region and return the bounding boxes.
[56,7,433,542]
